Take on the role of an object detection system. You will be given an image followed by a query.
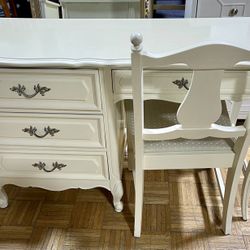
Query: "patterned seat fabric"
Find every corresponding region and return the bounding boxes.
[125,100,234,153]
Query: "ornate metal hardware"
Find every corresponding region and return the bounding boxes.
[10,84,50,98]
[229,8,238,16]
[22,126,60,138]
[32,161,67,173]
[172,78,189,90]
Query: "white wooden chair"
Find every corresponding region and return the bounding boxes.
[127,33,250,237]
[242,160,250,220]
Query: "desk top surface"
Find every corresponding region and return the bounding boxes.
[0,18,250,67]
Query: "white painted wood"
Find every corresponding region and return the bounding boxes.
[138,45,250,142]
[229,100,242,125]
[0,19,250,67]
[131,33,145,238]
[0,69,102,112]
[129,33,250,237]
[142,44,250,70]
[177,70,223,128]
[0,113,105,148]
[0,177,110,191]
[143,124,246,140]
[0,152,109,180]
[112,70,250,104]
[0,18,250,232]
[0,66,123,212]
[144,153,235,170]
[184,0,197,17]
[227,99,250,119]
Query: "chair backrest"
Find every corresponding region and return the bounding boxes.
[130,33,250,145]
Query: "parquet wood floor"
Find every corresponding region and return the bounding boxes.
[0,159,250,249]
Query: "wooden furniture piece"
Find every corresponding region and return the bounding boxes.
[194,0,250,18]
[143,0,250,18]
[128,33,250,237]
[60,0,140,18]
[30,0,60,18]
[0,0,17,17]
[0,18,250,234]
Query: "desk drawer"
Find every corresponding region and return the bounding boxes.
[0,69,102,112]
[0,152,109,180]
[112,70,250,102]
[113,70,191,102]
[0,113,105,148]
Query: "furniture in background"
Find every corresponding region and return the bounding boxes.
[194,0,250,17]
[128,33,250,237]
[144,0,250,18]
[0,18,250,233]
[30,0,60,18]
[60,0,140,18]
[0,0,17,17]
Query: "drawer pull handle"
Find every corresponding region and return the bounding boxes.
[229,8,238,16]
[32,161,67,173]
[23,126,60,138]
[10,84,50,98]
[172,78,189,90]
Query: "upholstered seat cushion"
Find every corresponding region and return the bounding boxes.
[125,100,234,153]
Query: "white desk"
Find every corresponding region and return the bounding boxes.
[0,18,250,209]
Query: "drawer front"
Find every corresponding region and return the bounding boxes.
[0,114,106,148]
[196,0,250,17]
[113,70,192,103]
[0,152,109,180]
[112,70,250,102]
[0,69,102,112]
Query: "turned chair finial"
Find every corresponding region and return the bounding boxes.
[130,33,143,52]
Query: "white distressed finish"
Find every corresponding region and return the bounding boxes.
[0,152,109,179]
[0,19,250,67]
[129,33,250,237]
[0,113,106,148]
[0,67,124,213]
[112,70,250,103]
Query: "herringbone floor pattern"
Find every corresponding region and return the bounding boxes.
[0,161,250,249]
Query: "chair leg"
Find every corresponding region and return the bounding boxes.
[222,165,242,234]
[134,168,144,237]
[242,162,250,220]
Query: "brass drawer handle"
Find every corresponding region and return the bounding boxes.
[172,78,189,90]
[32,161,67,173]
[10,84,50,98]
[23,126,60,138]
[229,8,238,16]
